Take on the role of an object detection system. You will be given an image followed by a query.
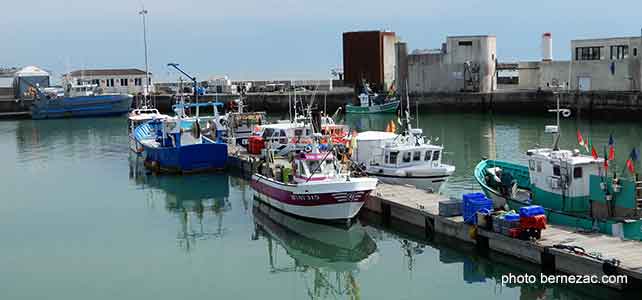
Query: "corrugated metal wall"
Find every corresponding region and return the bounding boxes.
[343,31,385,91]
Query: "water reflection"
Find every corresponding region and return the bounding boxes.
[252,201,378,299]
[129,155,231,251]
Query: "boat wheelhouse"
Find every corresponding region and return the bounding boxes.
[353,129,455,192]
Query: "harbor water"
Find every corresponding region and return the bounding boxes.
[1,113,640,299]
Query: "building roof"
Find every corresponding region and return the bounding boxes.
[67,68,150,77]
[16,66,49,77]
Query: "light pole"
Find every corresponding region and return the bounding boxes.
[139,8,150,107]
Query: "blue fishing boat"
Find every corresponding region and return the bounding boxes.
[30,82,132,119]
[134,102,228,173]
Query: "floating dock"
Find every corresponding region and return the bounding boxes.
[226,150,642,290]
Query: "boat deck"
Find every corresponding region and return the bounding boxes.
[366,183,642,286]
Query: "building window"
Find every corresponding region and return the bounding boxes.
[634,48,638,57]
[573,167,583,178]
[458,41,473,46]
[120,78,129,86]
[575,47,603,61]
[134,78,142,86]
[610,45,629,60]
[413,151,421,161]
[106,78,114,87]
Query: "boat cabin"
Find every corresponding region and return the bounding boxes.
[354,131,445,169]
[292,152,337,183]
[526,148,603,212]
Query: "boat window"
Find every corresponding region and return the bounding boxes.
[553,165,561,176]
[432,150,440,161]
[413,151,421,161]
[388,151,399,164]
[573,167,582,178]
[262,128,274,139]
[280,130,287,137]
[529,160,535,171]
[306,129,311,136]
[425,150,432,161]
[294,129,303,136]
[402,152,412,163]
[307,160,323,174]
[536,161,542,172]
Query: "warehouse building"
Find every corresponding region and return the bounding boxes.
[399,35,497,93]
[342,30,399,92]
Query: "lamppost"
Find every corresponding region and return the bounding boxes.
[139,8,150,107]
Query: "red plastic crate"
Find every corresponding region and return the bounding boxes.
[519,215,547,230]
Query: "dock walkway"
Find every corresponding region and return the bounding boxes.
[367,183,642,289]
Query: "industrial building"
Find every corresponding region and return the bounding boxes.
[342,30,399,92]
[64,68,153,95]
[519,34,642,92]
[398,35,497,94]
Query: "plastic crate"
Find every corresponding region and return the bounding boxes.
[519,205,545,217]
[439,198,463,217]
[463,194,493,225]
[504,213,520,222]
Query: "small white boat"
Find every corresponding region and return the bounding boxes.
[251,144,378,221]
[128,107,169,153]
[352,128,455,192]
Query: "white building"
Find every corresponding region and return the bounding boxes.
[519,35,642,92]
[402,35,497,93]
[64,69,153,95]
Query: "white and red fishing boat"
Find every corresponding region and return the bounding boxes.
[251,145,378,221]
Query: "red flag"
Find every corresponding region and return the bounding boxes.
[577,130,584,147]
[591,145,598,159]
[627,159,635,174]
[608,134,615,161]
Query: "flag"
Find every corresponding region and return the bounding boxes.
[608,134,615,161]
[590,140,598,159]
[604,146,610,173]
[584,136,590,153]
[626,148,638,174]
[577,130,585,147]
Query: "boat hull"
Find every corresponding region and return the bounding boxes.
[141,137,228,173]
[31,94,133,119]
[369,173,450,192]
[346,100,400,114]
[250,175,376,221]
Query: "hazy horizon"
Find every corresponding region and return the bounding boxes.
[2,0,641,82]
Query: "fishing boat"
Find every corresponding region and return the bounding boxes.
[133,100,228,173]
[353,129,455,192]
[30,81,133,119]
[345,82,399,114]
[222,97,266,146]
[473,95,642,240]
[250,143,378,222]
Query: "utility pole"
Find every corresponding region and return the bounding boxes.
[139,8,150,107]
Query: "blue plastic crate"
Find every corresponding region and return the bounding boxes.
[504,213,520,222]
[463,194,493,225]
[519,205,545,217]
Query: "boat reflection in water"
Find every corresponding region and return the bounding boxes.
[252,200,378,299]
[129,155,231,251]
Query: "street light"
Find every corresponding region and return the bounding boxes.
[139,8,150,107]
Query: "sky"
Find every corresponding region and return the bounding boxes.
[1,0,642,82]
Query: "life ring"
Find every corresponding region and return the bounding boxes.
[304,145,312,152]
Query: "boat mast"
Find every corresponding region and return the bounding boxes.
[139,7,150,108]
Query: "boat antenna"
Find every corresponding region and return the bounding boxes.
[547,90,571,150]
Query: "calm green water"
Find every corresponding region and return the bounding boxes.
[1,113,640,300]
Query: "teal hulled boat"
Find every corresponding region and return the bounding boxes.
[345,100,400,114]
[474,154,642,241]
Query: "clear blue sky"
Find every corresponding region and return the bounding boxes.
[1,0,641,81]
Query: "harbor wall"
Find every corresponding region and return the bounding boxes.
[3,89,642,119]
